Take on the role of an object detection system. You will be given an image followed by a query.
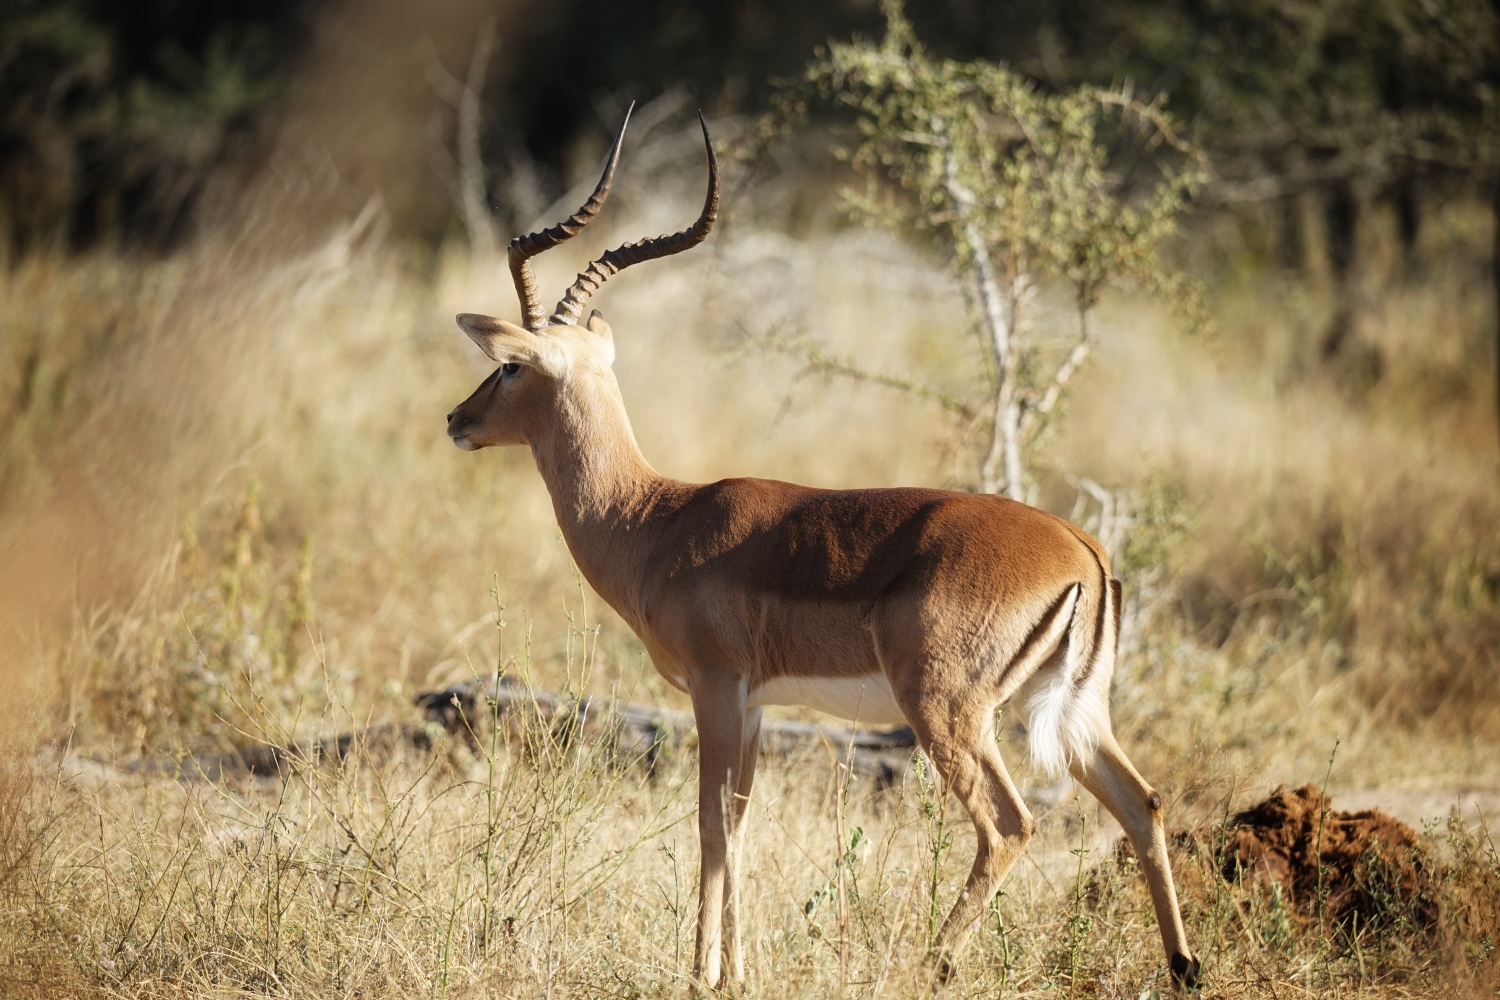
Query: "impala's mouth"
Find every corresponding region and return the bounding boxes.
[451,435,476,451]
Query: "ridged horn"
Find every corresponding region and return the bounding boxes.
[549,112,719,326]
[507,103,633,331]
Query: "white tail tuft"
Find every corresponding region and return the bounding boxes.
[1024,576,1115,778]
[1025,672,1109,778]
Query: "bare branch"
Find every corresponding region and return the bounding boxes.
[1092,88,1207,167]
[1066,474,1133,567]
[457,20,498,256]
[422,21,499,255]
[420,44,466,108]
[943,148,1021,498]
[746,330,976,422]
[1019,304,1094,442]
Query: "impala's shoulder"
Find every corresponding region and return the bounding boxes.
[691,477,819,508]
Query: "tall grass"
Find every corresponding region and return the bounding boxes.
[2,136,1498,995]
[3,532,1497,997]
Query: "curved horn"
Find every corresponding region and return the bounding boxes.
[550,112,719,326]
[507,103,634,331]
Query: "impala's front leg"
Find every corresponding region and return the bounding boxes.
[722,706,762,985]
[690,671,749,991]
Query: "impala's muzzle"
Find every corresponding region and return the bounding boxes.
[446,408,476,450]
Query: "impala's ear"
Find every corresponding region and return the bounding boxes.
[585,310,615,365]
[455,313,532,362]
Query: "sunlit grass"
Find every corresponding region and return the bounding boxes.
[1,168,1498,996]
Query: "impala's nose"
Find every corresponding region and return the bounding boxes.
[446,409,476,450]
[445,409,456,422]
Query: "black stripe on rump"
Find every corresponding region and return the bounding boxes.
[1072,546,1111,692]
[999,583,1081,692]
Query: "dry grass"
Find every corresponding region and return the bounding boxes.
[1,142,1499,996]
[3,599,1498,998]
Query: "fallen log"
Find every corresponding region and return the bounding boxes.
[131,676,917,785]
[95,678,1088,809]
[412,676,919,786]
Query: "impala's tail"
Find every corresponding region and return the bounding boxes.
[1025,549,1119,778]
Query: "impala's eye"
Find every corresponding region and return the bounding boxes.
[501,362,520,377]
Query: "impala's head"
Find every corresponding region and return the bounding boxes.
[446,104,718,452]
[445,310,619,450]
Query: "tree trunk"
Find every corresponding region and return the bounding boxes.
[1325,178,1358,281]
[944,148,1019,498]
[1395,175,1420,268]
[1493,180,1500,433]
[999,284,1025,503]
[1278,192,1304,273]
[966,219,1013,497]
[1321,178,1359,361]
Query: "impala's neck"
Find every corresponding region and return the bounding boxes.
[527,370,672,611]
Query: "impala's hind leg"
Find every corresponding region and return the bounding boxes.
[905,696,1033,973]
[1070,735,1198,992]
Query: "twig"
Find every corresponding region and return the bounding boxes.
[1019,305,1094,442]
[1314,737,1342,939]
[422,21,499,255]
[747,329,976,422]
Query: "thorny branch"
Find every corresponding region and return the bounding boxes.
[763,0,1205,503]
[423,20,499,255]
[742,329,977,423]
[1019,305,1095,443]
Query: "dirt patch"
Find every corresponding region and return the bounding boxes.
[1217,784,1434,930]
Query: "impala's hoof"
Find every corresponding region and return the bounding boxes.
[1170,952,1201,992]
[929,948,957,984]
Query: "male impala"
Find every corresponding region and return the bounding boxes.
[445,108,1199,992]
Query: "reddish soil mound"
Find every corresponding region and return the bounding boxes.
[1220,785,1434,929]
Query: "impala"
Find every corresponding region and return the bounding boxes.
[444,107,1199,993]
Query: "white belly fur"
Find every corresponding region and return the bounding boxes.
[747,674,907,726]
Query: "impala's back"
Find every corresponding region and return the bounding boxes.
[630,478,1112,739]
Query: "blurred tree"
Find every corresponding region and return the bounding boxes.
[761,1,1206,500]
[1082,0,1500,414]
[494,0,887,172]
[1079,0,1499,376]
[5,0,1498,428]
[0,0,311,255]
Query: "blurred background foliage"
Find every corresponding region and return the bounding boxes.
[4,0,1498,254]
[4,0,1498,395]
[0,0,1496,710]
[1,0,1496,685]
[0,0,308,253]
